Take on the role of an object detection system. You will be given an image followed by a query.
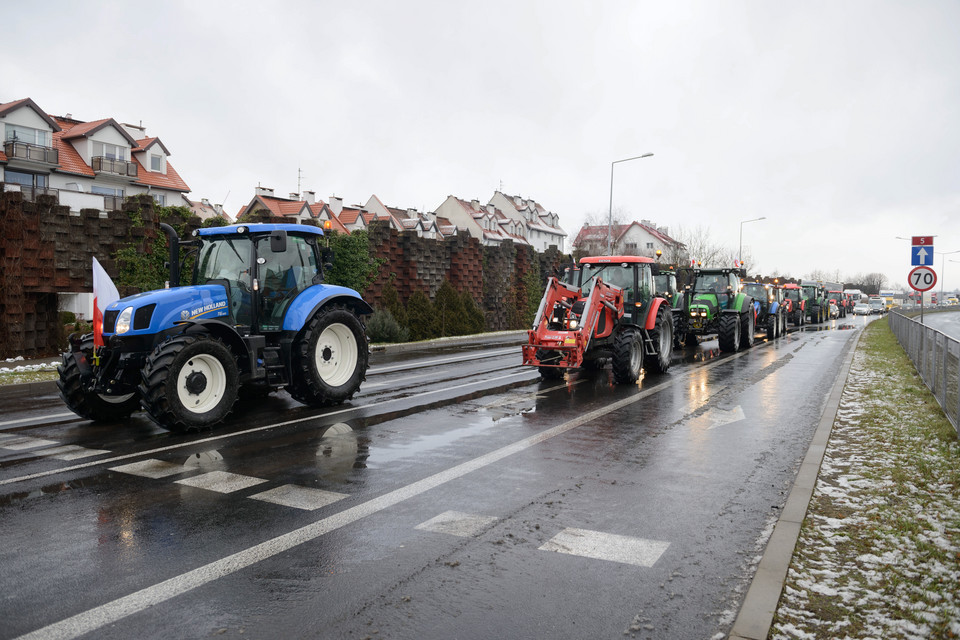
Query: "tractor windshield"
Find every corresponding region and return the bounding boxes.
[580,264,641,304]
[783,288,801,302]
[195,236,254,325]
[741,283,767,300]
[694,274,727,293]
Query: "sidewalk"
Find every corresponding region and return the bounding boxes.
[732,318,960,639]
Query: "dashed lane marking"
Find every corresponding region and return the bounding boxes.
[1,436,60,450]
[539,528,670,568]
[415,510,499,537]
[249,485,349,511]
[0,412,75,428]
[174,471,268,494]
[40,445,110,461]
[1,371,534,488]
[110,459,193,479]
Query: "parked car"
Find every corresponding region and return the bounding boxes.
[853,303,872,315]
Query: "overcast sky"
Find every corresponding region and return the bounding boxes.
[6,0,960,293]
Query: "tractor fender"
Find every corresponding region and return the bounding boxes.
[770,301,780,315]
[643,297,668,330]
[175,318,248,359]
[284,285,374,331]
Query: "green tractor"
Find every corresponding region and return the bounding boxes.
[801,282,828,324]
[675,268,756,353]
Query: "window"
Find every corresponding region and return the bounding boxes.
[92,141,126,161]
[152,193,166,206]
[646,242,654,249]
[91,185,124,197]
[4,170,47,187]
[4,124,51,147]
[150,154,164,172]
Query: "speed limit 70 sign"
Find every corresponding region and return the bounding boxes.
[909,266,937,292]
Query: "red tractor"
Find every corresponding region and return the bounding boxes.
[522,256,674,383]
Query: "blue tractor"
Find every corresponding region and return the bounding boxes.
[58,223,373,432]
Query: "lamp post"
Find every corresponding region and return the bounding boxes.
[608,153,653,255]
[738,217,766,264]
[936,250,960,305]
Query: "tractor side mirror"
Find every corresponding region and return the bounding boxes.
[270,229,287,253]
[321,247,334,269]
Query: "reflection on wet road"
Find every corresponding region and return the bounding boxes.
[0,319,871,640]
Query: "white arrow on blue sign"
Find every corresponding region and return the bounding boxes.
[912,246,934,266]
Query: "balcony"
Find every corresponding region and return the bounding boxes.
[3,140,59,164]
[2,183,59,202]
[92,156,137,177]
[103,195,124,211]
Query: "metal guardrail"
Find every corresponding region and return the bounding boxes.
[889,309,960,434]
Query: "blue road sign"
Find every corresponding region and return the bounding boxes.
[912,245,934,266]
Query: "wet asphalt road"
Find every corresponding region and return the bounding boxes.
[0,318,873,640]
[919,307,960,340]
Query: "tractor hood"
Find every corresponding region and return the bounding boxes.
[102,285,229,338]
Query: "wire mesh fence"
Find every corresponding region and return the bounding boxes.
[889,309,960,434]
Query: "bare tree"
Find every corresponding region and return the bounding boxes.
[673,224,738,268]
[862,272,889,294]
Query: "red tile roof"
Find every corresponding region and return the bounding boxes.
[132,155,190,192]
[51,121,95,177]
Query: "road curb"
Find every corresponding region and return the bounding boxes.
[728,327,863,640]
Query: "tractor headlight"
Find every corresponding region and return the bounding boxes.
[568,318,579,330]
[699,310,708,317]
[689,310,697,317]
[115,306,134,334]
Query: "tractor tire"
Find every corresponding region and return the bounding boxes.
[611,327,643,384]
[139,333,240,432]
[536,349,565,379]
[780,311,787,336]
[288,304,369,407]
[643,305,673,374]
[739,309,756,350]
[810,305,821,324]
[717,313,740,353]
[57,336,139,422]
[766,313,778,338]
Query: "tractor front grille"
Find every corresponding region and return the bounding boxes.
[103,310,119,333]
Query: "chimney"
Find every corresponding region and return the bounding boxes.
[256,186,274,197]
[470,199,480,210]
[303,190,315,205]
[486,203,495,215]
[289,192,299,200]
[406,208,418,218]
[214,204,223,215]
[329,195,343,215]
[201,198,211,207]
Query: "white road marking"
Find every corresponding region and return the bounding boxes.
[0,412,74,428]
[14,369,689,640]
[677,405,746,431]
[415,510,499,537]
[41,445,110,461]
[539,528,670,568]
[367,348,517,375]
[0,371,535,487]
[174,471,268,494]
[110,460,192,479]
[249,485,348,511]
[1,436,60,450]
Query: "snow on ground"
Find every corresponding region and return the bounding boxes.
[771,326,960,639]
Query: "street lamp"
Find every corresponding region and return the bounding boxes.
[739,217,766,264]
[608,153,654,255]
[936,250,960,303]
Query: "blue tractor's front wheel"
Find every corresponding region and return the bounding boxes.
[139,333,240,432]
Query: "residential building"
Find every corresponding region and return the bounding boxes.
[488,191,566,252]
[434,196,517,246]
[573,220,686,262]
[1,97,190,214]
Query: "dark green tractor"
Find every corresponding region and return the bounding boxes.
[675,268,756,353]
[801,283,828,324]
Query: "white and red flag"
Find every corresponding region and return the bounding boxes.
[92,257,119,347]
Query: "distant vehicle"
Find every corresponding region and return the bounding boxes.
[869,300,886,314]
[829,302,839,318]
[853,303,871,315]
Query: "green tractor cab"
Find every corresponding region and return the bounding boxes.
[675,268,756,353]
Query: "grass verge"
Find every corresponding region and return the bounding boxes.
[771,318,960,639]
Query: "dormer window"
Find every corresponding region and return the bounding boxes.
[92,141,127,161]
[5,124,51,147]
[150,153,165,172]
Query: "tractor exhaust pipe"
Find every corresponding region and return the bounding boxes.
[159,223,180,288]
